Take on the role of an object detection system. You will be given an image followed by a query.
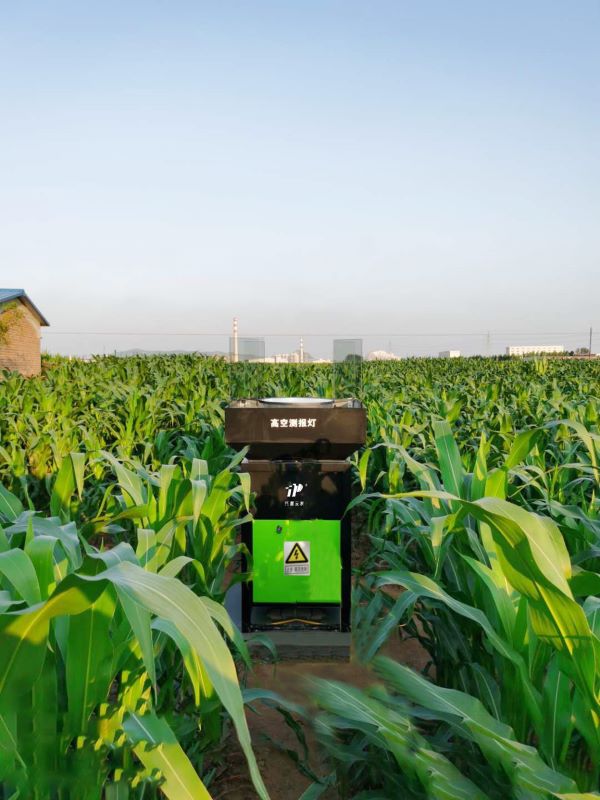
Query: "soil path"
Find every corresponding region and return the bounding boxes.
[212,635,428,800]
[211,523,424,799]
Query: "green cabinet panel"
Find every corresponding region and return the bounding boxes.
[252,519,341,603]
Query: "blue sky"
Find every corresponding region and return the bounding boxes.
[1,1,598,356]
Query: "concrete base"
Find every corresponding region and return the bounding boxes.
[244,630,351,661]
[227,584,351,660]
[224,582,242,627]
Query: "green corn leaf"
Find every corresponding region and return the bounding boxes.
[29,652,58,790]
[136,528,156,570]
[484,468,507,499]
[24,535,64,599]
[158,555,194,579]
[50,453,85,519]
[238,471,251,513]
[7,515,82,571]
[123,711,212,800]
[372,488,599,717]
[157,464,178,520]
[0,710,26,783]
[461,554,516,641]
[199,595,251,667]
[504,429,541,470]
[88,563,270,800]
[105,783,130,800]
[469,663,502,721]
[545,420,599,484]
[374,569,542,730]
[66,587,117,733]
[471,432,488,501]
[138,521,177,574]
[572,687,600,766]
[102,452,146,507]
[201,469,236,528]
[312,678,488,799]
[358,448,371,491]
[469,497,597,707]
[540,656,573,768]
[190,458,209,481]
[0,549,41,606]
[374,656,578,796]
[116,589,157,696]
[433,419,465,498]
[0,486,23,523]
[190,479,207,528]
[152,618,208,706]
[569,569,600,598]
[0,576,106,701]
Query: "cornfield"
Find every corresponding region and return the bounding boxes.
[1,353,600,798]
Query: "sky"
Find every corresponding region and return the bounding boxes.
[1,1,599,357]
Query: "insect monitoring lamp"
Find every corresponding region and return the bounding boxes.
[225,339,366,657]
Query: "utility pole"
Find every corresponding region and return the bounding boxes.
[589,326,593,359]
[232,317,239,363]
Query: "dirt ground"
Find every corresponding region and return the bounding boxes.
[209,522,422,799]
[210,634,428,800]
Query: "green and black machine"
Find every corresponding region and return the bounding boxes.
[225,340,366,656]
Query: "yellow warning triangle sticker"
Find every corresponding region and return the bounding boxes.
[285,543,308,564]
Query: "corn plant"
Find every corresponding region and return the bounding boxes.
[0,483,269,800]
[311,420,600,796]
[3,353,600,798]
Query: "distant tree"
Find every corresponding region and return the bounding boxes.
[575,347,590,355]
[0,301,24,346]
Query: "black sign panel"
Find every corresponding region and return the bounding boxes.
[225,406,366,459]
[240,460,351,520]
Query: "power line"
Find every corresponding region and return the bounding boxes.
[42,330,595,337]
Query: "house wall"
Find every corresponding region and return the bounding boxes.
[0,300,42,376]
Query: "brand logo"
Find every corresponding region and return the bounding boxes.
[286,483,304,498]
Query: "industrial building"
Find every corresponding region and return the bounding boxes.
[367,350,397,361]
[506,345,564,357]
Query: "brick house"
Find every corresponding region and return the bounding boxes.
[0,289,49,376]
